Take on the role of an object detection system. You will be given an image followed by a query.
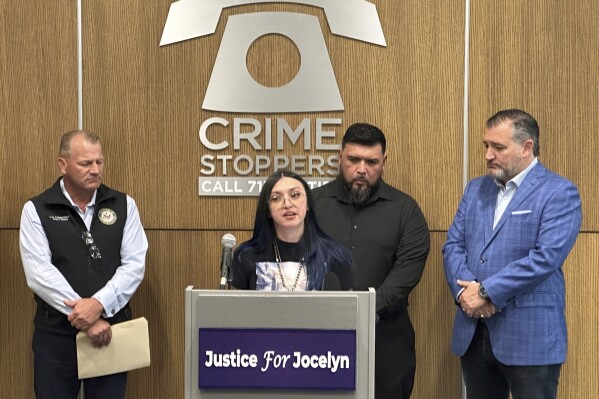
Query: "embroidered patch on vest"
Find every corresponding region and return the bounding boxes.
[49,215,69,221]
[98,208,117,225]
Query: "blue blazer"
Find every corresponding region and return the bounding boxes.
[443,162,582,365]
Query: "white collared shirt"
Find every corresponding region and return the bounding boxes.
[493,157,538,228]
[19,179,148,318]
[59,179,97,229]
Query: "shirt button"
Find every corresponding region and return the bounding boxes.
[480,258,486,264]
[353,225,357,229]
[351,246,356,250]
[111,309,116,315]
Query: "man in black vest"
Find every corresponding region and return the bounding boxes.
[20,130,148,399]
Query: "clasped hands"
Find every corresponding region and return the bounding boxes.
[64,298,112,348]
[457,280,496,319]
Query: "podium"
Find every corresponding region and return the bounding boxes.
[185,287,376,399]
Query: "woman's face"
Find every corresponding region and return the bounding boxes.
[268,176,307,237]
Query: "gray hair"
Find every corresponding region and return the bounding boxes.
[486,109,540,156]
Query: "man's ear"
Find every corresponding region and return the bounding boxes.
[58,157,67,175]
[522,139,534,157]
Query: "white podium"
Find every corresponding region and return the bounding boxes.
[184,287,376,399]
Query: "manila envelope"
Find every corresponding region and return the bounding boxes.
[76,317,150,379]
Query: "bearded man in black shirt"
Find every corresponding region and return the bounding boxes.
[312,123,430,399]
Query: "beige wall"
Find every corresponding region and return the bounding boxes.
[1,1,597,398]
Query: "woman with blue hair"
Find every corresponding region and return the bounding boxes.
[231,170,354,291]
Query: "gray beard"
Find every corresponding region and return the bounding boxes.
[344,180,379,206]
[488,157,522,185]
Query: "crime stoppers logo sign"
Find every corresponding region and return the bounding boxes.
[160,0,386,195]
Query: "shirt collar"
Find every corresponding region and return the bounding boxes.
[59,178,97,209]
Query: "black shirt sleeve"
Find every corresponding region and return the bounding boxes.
[376,200,430,315]
[231,251,257,290]
[330,259,356,290]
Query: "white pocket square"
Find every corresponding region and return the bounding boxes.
[512,210,532,215]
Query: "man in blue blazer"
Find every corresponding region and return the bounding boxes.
[443,109,582,399]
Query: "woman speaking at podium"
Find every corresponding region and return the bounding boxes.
[231,171,354,291]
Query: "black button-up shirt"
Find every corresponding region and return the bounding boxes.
[312,177,430,316]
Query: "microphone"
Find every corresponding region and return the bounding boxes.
[219,233,236,289]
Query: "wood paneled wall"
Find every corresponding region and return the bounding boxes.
[1,2,77,398]
[1,1,597,398]
[468,0,599,231]
[0,1,78,227]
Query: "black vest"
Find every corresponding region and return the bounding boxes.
[31,179,130,334]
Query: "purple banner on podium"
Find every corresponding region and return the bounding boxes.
[198,328,356,390]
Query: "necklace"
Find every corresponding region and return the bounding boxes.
[273,238,305,291]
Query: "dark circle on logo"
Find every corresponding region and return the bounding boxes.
[246,33,300,88]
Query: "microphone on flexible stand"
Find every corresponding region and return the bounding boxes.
[219,233,236,290]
